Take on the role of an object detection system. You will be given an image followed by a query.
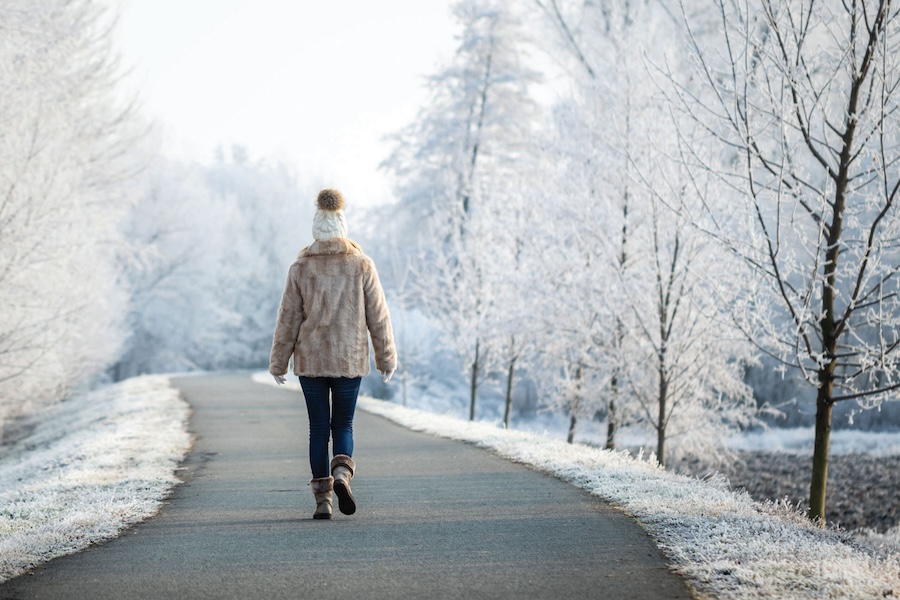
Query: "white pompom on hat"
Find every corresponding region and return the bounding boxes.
[312,188,348,240]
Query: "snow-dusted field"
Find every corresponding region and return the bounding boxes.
[0,376,191,583]
[724,427,900,457]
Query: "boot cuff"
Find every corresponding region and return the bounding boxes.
[330,454,355,475]
[310,476,334,493]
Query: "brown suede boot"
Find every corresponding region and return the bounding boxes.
[310,476,334,520]
[331,454,356,515]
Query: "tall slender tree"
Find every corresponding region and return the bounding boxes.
[383,0,541,420]
[673,0,900,522]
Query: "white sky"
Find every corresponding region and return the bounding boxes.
[114,0,458,205]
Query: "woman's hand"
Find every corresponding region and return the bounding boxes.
[273,374,286,385]
[380,370,394,383]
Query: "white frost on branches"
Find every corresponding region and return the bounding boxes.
[0,0,143,424]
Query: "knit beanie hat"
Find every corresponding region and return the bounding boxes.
[312,188,347,240]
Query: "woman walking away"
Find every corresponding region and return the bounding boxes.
[269,188,396,520]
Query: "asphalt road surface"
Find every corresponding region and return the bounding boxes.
[0,374,692,599]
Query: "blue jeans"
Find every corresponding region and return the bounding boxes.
[299,376,362,479]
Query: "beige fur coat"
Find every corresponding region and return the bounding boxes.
[269,238,396,378]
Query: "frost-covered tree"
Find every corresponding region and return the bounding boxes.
[527,226,613,444]
[625,159,756,467]
[204,147,312,368]
[114,159,224,377]
[674,0,900,522]
[385,0,539,222]
[486,177,541,428]
[527,0,635,444]
[412,200,502,420]
[115,149,312,378]
[531,0,663,448]
[383,0,541,420]
[0,0,142,424]
[525,99,617,443]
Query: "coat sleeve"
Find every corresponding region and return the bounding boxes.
[269,264,304,377]
[363,259,397,373]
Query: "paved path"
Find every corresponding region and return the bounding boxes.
[0,374,691,599]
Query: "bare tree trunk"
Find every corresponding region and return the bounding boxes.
[809,387,833,523]
[458,43,494,216]
[809,298,839,521]
[503,353,516,429]
[567,413,578,444]
[567,362,584,444]
[607,67,631,452]
[605,390,617,450]
[401,371,408,407]
[807,32,856,519]
[656,368,668,467]
[809,213,842,522]
[654,230,677,467]
[469,339,480,421]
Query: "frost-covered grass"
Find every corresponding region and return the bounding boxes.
[350,394,900,599]
[0,375,191,583]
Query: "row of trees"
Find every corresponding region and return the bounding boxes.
[380,0,900,524]
[382,0,756,467]
[5,0,897,528]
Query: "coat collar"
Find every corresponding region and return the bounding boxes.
[299,238,363,258]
